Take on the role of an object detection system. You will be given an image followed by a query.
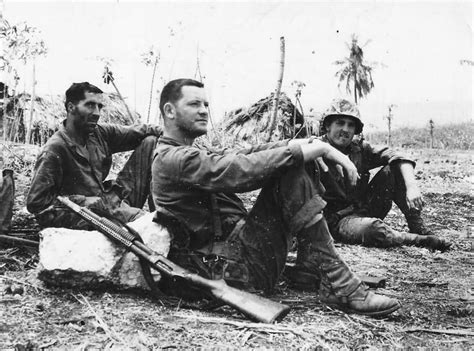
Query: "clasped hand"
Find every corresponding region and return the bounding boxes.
[405,185,424,210]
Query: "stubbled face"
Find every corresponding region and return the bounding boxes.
[172,86,209,138]
[68,92,104,135]
[326,116,357,149]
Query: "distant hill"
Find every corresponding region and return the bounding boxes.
[365,122,473,150]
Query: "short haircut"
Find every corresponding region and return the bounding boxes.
[159,79,204,115]
[64,82,103,111]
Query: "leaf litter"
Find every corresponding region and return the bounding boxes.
[1,146,472,349]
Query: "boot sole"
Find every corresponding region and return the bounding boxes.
[322,300,402,317]
[346,301,402,317]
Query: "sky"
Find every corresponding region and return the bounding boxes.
[1,1,473,132]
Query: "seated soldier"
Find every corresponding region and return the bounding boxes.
[316,98,450,250]
[151,78,401,317]
[27,82,162,229]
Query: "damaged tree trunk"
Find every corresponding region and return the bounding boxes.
[26,62,36,144]
[265,36,285,142]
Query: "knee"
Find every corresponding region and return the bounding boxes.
[281,164,320,196]
[364,218,392,246]
[378,165,395,183]
[339,216,390,246]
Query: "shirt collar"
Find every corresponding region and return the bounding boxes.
[58,120,77,149]
[158,135,189,147]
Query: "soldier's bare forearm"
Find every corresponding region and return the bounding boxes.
[398,162,417,189]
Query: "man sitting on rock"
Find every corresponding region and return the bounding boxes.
[150,78,401,317]
[315,98,450,251]
[27,82,162,229]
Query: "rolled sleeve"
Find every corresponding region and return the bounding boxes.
[364,142,416,169]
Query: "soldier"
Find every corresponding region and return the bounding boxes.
[151,78,401,317]
[27,82,162,229]
[314,98,450,251]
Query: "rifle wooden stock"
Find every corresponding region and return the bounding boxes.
[57,196,290,323]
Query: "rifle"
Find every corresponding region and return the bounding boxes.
[57,196,290,323]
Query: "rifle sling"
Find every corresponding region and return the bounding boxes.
[92,209,164,297]
[122,223,165,297]
[209,194,223,254]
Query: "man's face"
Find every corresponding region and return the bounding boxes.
[326,116,357,149]
[172,86,209,138]
[68,92,104,135]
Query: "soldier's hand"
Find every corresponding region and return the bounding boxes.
[68,195,102,208]
[317,157,347,180]
[316,157,329,172]
[324,147,359,186]
[83,196,103,208]
[406,185,424,210]
[343,160,360,187]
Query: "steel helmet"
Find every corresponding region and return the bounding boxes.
[322,98,364,134]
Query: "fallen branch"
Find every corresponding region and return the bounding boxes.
[38,339,57,349]
[51,315,95,325]
[345,313,385,329]
[0,297,22,303]
[76,294,127,344]
[175,314,321,340]
[403,328,474,336]
[0,234,39,248]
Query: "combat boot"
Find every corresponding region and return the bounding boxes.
[319,282,401,317]
[284,231,322,291]
[398,232,451,251]
[404,209,434,236]
[300,218,401,317]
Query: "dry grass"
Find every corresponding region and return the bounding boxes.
[1,146,472,349]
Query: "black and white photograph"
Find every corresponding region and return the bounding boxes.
[1,0,472,349]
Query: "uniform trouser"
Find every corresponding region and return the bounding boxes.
[163,163,361,297]
[330,165,414,247]
[41,136,159,229]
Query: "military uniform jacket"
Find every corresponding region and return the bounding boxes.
[151,136,304,250]
[27,122,162,225]
[319,135,415,215]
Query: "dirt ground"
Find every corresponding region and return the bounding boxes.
[1,146,473,350]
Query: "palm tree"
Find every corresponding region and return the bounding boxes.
[334,34,375,104]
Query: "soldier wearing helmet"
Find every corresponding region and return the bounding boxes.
[300,98,450,262]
